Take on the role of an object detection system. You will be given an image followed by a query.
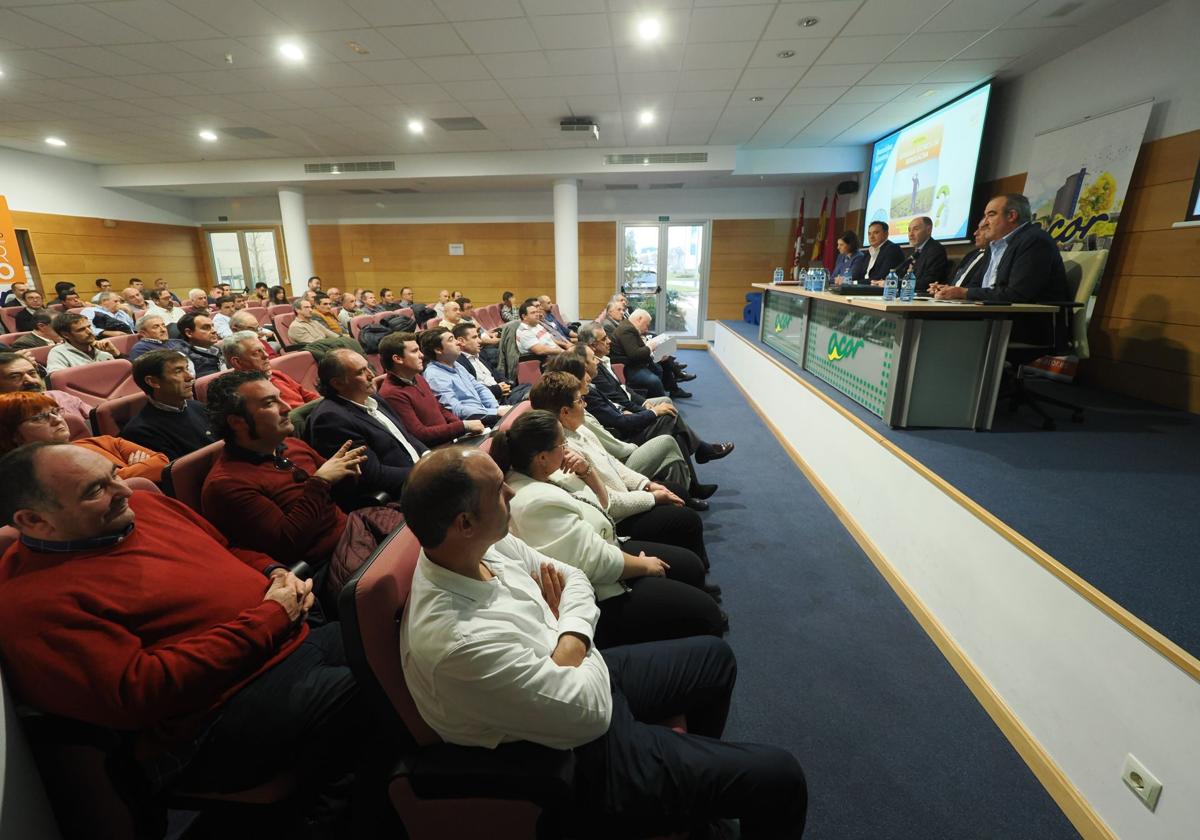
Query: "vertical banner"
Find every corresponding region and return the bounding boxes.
[0,196,22,289]
[1024,100,1153,252]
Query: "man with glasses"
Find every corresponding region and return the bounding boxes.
[0,351,92,438]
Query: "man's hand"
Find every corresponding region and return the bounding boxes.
[870,279,884,287]
[95,339,119,355]
[560,448,590,476]
[126,449,151,465]
[533,562,567,618]
[463,419,486,435]
[497,404,513,417]
[550,633,588,668]
[314,440,367,484]
[632,551,669,578]
[934,286,968,300]
[263,571,314,623]
[498,381,511,396]
[649,402,677,417]
[649,483,684,506]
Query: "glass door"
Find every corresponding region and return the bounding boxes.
[618,221,709,338]
[205,229,283,291]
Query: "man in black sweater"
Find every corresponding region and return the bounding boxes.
[122,350,215,460]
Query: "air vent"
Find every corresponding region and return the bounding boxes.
[604,152,708,165]
[649,182,684,190]
[604,184,639,190]
[304,161,397,174]
[381,187,420,194]
[222,126,278,140]
[432,117,487,131]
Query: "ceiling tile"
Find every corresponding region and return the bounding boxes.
[781,85,847,106]
[921,0,1019,32]
[522,0,606,13]
[0,10,86,49]
[327,84,401,106]
[499,77,566,98]
[920,57,1011,83]
[8,78,97,101]
[172,39,275,69]
[761,2,862,41]
[688,4,776,43]
[727,90,789,108]
[0,50,94,78]
[749,37,830,67]
[119,74,210,97]
[614,44,682,74]
[60,75,156,99]
[480,52,552,79]
[353,59,435,85]
[617,71,679,93]
[136,97,207,115]
[454,18,541,53]
[235,35,345,66]
[386,82,453,103]
[173,70,262,94]
[841,0,948,36]
[529,14,612,49]
[512,96,570,116]
[800,63,875,86]
[668,126,715,144]
[441,79,508,99]
[302,29,409,63]
[20,4,147,45]
[108,43,219,74]
[560,75,619,96]
[343,0,446,27]
[859,61,943,85]
[609,9,690,46]
[737,66,812,90]
[682,41,755,70]
[302,62,378,88]
[672,90,733,109]
[164,0,290,38]
[41,46,156,75]
[253,0,370,32]
[954,27,1071,60]
[547,47,616,76]
[378,23,470,57]
[435,0,524,21]
[460,99,522,117]
[567,94,621,112]
[1004,0,1106,28]
[676,67,741,92]
[415,55,491,82]
[813,34,907,65]
[810,101,877,132]
[836,83,910,103]
[888,30,989,62]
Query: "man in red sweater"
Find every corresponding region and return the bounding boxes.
[0,442,366,816]
[222,330,319,410]
[202,370,366,574]
[377,331,485,447]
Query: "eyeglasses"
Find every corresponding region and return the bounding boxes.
[272,450,310,484]
[573,395,587,405]
[24,407,63,424]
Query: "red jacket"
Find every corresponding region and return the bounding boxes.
[378,372,465,447]
[0,492,306,752]
[270,369,319,410]
[202,437,347,569]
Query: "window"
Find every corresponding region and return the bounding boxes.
[1187,158,1200,222]
[204,228,283,290]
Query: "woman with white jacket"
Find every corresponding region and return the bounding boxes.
[491,410,725,648]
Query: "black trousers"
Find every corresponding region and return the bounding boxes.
[572,637,807,838]
[626,360,677,398]
[594,539,723,649]
[617,503,709,569]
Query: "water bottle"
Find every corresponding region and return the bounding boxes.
[883,269,899,302]
[814,267,827,292]
[804,267,814,291]
[900,269,916,302]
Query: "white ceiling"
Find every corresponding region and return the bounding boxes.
[0,0,1166,166]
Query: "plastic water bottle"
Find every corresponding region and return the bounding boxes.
[900,269,916,302]
[883,269,899,302]
[804,267,814,291]
[814,267,827,292]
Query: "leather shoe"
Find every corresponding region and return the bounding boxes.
[676,372,697,382]
[695,441,734,464]
[668,388,693,399]
[691,482,718,499]
[685,496,709,511]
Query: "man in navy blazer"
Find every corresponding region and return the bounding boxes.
[898,216,949,292]
[306,348,427,508]
[947,224,990,288]
[932,195,1068,304]
[852,220,906,284]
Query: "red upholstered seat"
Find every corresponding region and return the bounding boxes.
[496,399,530,432]
[267,304,292,318]
[244,306,269,326]
[273,312,297,348]
[269,350,318,392]
[49,359,139,408]
[25,344,53,367]
[0,330,31,346]
[0,306,21,332]
[350,314,375,340]
[91,392,148,437]
[104,333,138,357]
[516,359,541,386]
[612,363,626,384]
[191,370,230,403]
[160,440,224,513]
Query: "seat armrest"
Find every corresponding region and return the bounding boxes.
[399,741,574,805]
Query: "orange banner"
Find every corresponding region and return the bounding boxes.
[0,196,22,287]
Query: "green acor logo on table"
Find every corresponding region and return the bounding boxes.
[827,332,865,362]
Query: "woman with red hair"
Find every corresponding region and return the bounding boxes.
[0,392,168,482]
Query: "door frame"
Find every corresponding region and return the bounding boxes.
[615,219,711,339]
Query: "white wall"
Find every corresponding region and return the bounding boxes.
[0,146,195,226]
[982,0,1200,179]
[192,184,821,225]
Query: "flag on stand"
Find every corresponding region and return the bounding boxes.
[790,195,805,281]
[821,192,839,272]
[810,195,828,262]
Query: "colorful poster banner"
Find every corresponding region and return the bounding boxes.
[0,196,22,287]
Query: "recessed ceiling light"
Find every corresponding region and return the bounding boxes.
[638,110,655,126]
[45,136,66,147]
[278,42,305,62]
[798,16,820,27]
[198,129,218,142]
[407,119,424,134]
[776,50,796,59]
[749,96,764,102]
[0,68,5,77]
[637,17,662,42]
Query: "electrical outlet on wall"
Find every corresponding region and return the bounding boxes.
[1122,754,1162,812]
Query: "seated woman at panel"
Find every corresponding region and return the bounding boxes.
[832,230,868,285]
[491,410,725,647]
[0,392,169,483]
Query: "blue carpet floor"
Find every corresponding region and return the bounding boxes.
[675,346,1080,840]
[720,318,1200,659]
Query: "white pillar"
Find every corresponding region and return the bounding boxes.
[277,187,314,298]
[552,178,580,320]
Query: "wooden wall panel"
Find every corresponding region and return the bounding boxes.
[708,218,796,321]
[12,212,206,296]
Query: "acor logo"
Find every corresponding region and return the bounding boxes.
[772,313,791,334]
[826,332,864,361]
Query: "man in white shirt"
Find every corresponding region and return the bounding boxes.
[400,448,808,838]
[46,312,118,373]
[211,295,237,339]
[145,288,187,326]
[515,299,567,356]
[82,292,135,337]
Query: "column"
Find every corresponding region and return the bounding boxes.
[277,187,314,298]
[552,178,580,321]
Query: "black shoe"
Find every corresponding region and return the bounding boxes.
[691,482,718,499]
[716,610,731,636]
[685,497,709,511]
[695,442,734,464]
[676,372,697,382]
[669,388,693,399]
[702,582,722,601]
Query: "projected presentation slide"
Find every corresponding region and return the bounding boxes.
[865,84,991,244]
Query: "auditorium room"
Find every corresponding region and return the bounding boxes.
[2,0,1198,838]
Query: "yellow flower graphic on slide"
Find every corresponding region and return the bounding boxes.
[828,345,845,360]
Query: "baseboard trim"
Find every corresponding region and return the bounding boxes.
[709,328,1120,840]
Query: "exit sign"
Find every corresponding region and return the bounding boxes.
[658,215,669,222]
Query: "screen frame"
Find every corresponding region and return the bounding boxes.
[1185,156,1200,222]
[863,80,995,245]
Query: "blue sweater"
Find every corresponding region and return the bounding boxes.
[424,360,500,419]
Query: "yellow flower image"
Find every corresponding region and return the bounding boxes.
[1078,172,1117,217]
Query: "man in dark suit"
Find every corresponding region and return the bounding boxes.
[306,348,428,508]
[932,194,1068,304]
[946,223,990,288]
[611,310,689,399]
[852,221,905,284]
[899,216,948,292]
